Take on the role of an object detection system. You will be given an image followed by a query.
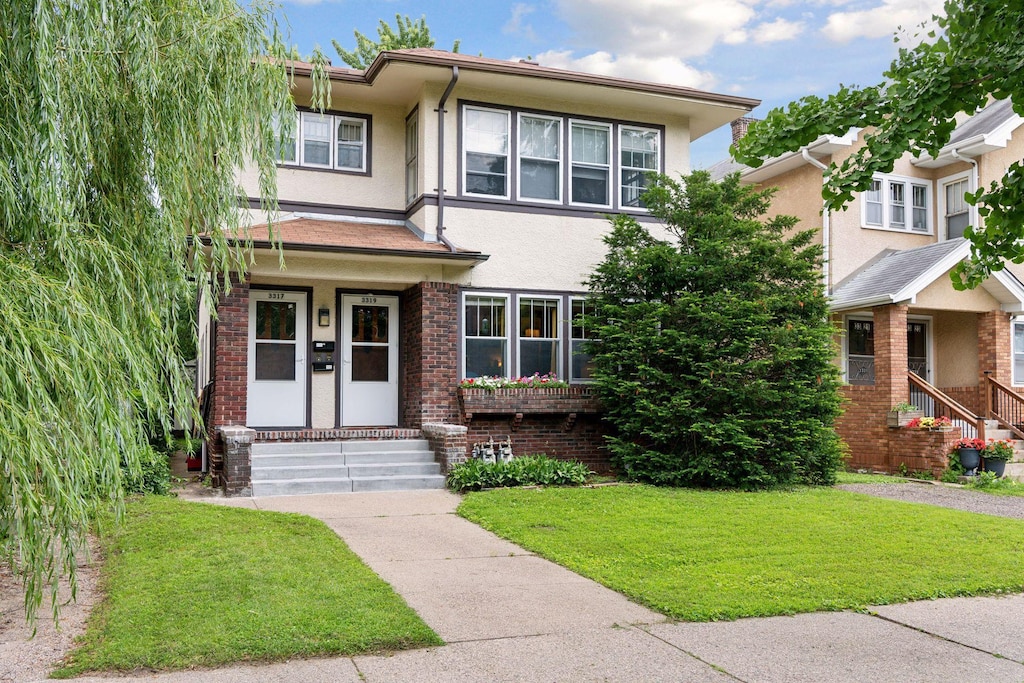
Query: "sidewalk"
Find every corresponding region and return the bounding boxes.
[72,489,1024,682]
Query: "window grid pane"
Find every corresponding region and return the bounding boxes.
[1015,323,1024,384]
[336,119,364,170]
[865,180,882,225]
[519,116,561,201]
[570,299,594,381]
[301,113,331,166]
[889,181,905,228]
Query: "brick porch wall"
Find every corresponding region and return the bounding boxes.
[402,282,460,428]
[465,414,610,472]
[208,274,249,481]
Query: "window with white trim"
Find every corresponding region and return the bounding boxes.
[518,114,561,202]
[862,174,930,233]
[405,115,418,205]
[285,110,369,172]
[464,107,510,198]
[620,126,659,208]
[519,297,560,377]
[944,177,970,239]
[464,295,508,378]
[570,298,595,382]
[1013,319,1024,385]
[570,121,611,206]
[272,112,298,164]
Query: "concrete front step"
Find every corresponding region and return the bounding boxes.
[249,439,445,496]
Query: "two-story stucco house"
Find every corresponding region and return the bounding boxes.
[197,48,758,495]
[715,99,1024,476]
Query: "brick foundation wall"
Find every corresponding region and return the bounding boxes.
[888,428,960,478]
[402,282,460,428]
[208,274,249,482]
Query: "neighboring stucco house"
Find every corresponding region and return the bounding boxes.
[197,48,758,495]
[714,99,1024,476]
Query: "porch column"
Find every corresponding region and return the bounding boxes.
[874,303,909,408]
[208,272,250,483]
[978,309,1012,385]
[401,282,460,428]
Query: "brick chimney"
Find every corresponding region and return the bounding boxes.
[730,116,758,144]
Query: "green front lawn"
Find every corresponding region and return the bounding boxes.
[458,485,1024,622]
[57,496,440,677]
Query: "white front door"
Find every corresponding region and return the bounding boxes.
[341,294,399,426]
[247,290,308,427]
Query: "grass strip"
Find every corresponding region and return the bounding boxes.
[56,496,439,676]
[458,484,1024,622]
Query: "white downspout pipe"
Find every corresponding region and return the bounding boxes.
[950,148,979,241]
[801,149,831,294]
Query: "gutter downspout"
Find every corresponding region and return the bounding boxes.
[801,148,831,294]
[436,66,459,252]
[950,148,979,241]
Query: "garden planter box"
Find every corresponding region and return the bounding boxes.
[887,410,924,428]
[458,386,602,422]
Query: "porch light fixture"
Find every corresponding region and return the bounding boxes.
[318,307,330,327]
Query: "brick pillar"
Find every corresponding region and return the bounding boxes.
[978,309,1011,385]
[208,273,250,481]
[402,282,460,428]
[218,426,254,496]
[874,304,909,408]
[422,422,468,473]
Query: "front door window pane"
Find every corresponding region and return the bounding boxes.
[255,300,297,381]
[256,344,296,380]
[352,346,388,381]
[351,306,388,343]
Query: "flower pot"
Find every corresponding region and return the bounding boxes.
[956,447,981,474]
[983,457,1007,477]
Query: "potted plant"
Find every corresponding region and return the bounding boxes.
[887,402,922,428]
[982,439,1015,478]
[952,437,984,475]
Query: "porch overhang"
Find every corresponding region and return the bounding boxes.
[830,238,1024,313]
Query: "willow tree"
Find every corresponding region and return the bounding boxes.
[0,0,321,623]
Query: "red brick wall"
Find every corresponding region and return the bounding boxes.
[836,385,891,471]
[466,414,610,473]
[941,386,981,415]
[888,428,960,478]
[978,310,1011,385]
[402,282,460,428]
[208,274,249,474]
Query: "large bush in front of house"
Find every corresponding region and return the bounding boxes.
[584,171,844,489]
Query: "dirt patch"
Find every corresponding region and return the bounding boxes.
[0,545,100,682]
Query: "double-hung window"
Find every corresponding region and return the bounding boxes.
[464,107,510,198]
[1014,320,1024,385]
[943,176,971,239]
[862,174,930,233]
[287,111,368,172]
[570,298,595,382]
[518,114,561,202]
[272,112,298,164]
[620,126,659,208]
[519,298,560,377]
[405,114,418,205]
[570,121,611,206]
[464,295,508,378]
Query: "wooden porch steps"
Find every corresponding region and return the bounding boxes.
[250,439,445,496]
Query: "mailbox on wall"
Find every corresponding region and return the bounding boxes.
[312,341,335,372]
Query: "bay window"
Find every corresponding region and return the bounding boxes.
[464,107,510,198]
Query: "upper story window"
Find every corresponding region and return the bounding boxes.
[405,113,418,205]
[620,127,659,208]
[570,121,611,207]
[276,109,370,174]
[862,174,930,233]
[460,102,663,212]
[941,173,972,240]
[518,114,561,203]
[464,107,510,198]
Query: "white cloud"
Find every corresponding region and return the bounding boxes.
[534,49,717,90]
[504,4,538,41]
[554,0,759,59]
[752,18,806,43]
[822,0,943,42]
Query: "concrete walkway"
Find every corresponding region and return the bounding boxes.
[71,489,1024,683]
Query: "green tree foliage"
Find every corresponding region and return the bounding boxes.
[732,0,1024,289]
[333,14,460,69]
[586,172,844,489]
[0,0,314,623]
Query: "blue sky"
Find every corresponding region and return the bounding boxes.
[274,0,944,168]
